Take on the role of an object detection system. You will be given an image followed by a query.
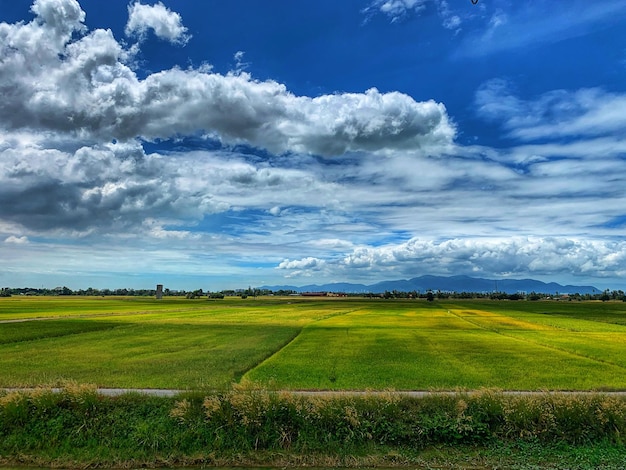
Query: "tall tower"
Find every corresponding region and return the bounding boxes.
[156,284,163,300]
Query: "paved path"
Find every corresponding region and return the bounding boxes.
[3,388,626,397]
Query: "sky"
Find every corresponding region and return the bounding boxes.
[1,0,625,291]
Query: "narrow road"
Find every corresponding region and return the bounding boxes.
[3,388,626,397]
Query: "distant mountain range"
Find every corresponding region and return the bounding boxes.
[261,275,600,295]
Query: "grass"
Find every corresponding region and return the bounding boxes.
[1,296,626,390]
[0,319,122,344]
[0,296,192,320]
[0,297,353,388]
[246,300,626,390]
[1,386,626,469]
[0,323,301,388]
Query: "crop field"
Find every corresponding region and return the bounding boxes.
[1,296,626,390]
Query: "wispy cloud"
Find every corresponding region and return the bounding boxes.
[363,0,464,31]
[457,0,626,57]
[476,79,626,141]
[363,0,427,23]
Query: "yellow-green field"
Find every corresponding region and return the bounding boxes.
[2,296,626,390]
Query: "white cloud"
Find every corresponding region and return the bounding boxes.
[476,80,626,141]
[125,1,190,45]
[337,237,626,279]
[0,5,454,156]
[365,0,427,22]
[364,0,464,30]
[309,238,356,250]
[30,0,86,41]
[442,15,461,31]
[142,219,200,240]
[278,257,326,270]
[233,50,250,73]
[436,0,461,31]
[5,235,28,244]
[277,257,328,279]
[489,10,507,30]
[268,206,282,216]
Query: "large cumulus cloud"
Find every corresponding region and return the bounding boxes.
[0,0,454,156]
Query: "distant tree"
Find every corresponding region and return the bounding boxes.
[600,290,611,302]
[436,290,449,299]
[426,291,435,302]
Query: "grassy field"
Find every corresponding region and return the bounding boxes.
[2,296,626,390]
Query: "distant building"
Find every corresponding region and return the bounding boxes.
[299,292,348,297]
[327,292,348,297]
[156,284,163,300]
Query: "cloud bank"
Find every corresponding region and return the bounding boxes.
[280,237,626,281]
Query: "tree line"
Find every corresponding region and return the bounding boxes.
[0,286,295,298]
[1,286,624,301]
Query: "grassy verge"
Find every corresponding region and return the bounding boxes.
[1,385,625,469]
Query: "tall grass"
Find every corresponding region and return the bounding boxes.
[1,385,625,468]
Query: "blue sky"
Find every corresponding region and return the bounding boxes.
[1,0,626,291]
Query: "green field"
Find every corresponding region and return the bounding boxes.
[2,296,626,390]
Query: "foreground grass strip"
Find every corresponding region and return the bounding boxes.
[1,385,626,469]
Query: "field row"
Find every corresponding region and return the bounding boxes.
[1,297,626,390]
